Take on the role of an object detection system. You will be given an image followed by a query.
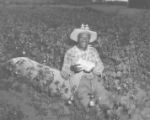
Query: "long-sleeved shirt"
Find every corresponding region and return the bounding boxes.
[61,45,104,79]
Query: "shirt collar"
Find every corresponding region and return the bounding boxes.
[75,45,90,53]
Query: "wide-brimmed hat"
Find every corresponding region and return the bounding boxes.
[70,24,97,43]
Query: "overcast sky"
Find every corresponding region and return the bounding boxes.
[105,0,128,1]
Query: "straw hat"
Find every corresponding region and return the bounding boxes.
[70,24,97,43]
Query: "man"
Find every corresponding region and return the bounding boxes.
[61,24,107,108]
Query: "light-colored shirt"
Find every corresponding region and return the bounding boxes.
[61,45,104,79]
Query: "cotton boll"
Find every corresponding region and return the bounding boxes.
[76,59,95,72]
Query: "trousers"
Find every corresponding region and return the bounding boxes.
[68,72,110,107]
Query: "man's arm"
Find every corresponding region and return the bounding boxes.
[61,50,73,80]
[92,48,104,77]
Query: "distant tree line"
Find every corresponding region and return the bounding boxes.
[128,0,150,9]
[55,0,91,5]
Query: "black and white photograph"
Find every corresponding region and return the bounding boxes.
[0,0,150,120]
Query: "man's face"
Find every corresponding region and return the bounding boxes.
[77,32,90,50]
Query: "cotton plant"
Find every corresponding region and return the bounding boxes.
[1,7,150,120]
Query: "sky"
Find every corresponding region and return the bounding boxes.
[105,0,128,1]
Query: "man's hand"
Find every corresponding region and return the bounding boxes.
[83,68,93,73]
[70,64,83,73]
